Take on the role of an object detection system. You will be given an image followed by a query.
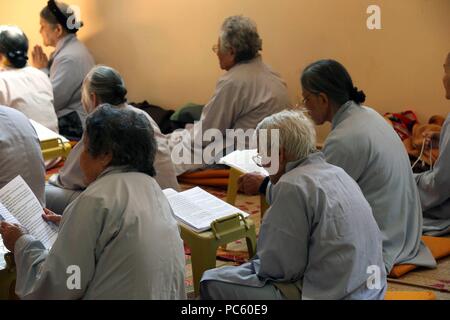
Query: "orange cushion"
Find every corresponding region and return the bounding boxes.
[178,178,229,187]
[178,169,230,179]
[385,291,436,300]
[389,236,450,278]
[178,169,230,187]
[421,236,450,259]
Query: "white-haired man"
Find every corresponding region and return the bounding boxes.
[167,15,290,175]
[200,110,386,300]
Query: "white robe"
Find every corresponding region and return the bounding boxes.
[44,34,95,123]
[46,104,179,213]
[0,106,45,206]
[201,152,387,300]
[14,167,186,300]
[322,101,436,272]
[0,66,58,132]
[415,114,450,236]
[167,55,291,175]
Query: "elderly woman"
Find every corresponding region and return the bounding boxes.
[0,105,186,299]
[46,65,179,214]
[32,0,95,140]
[0,26,58,132]
[240,59,436,274]
[200,110,386,300]
[415,52,450,236]
[168,15,290,175]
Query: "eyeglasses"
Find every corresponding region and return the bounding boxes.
[212,44,219,54]
[252,153,272,167]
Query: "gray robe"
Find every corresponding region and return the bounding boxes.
[45,34,95,123]
[415,114,450,236]
[46,104,179,213]
[0,106,45,206]
[14,167,186,299]
[322,101,435,272]
[167,55,291,175]
[201,152,387,300]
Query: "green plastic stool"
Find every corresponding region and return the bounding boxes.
[180,214,257,297]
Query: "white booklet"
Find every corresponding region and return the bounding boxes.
[0,176,58,250]
[163,187,249,233]
[219,149,269,176]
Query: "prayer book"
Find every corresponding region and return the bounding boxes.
[0,176,58,251]
[219,149,269,176]
[163,187,249,232]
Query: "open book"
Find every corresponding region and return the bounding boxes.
[0,176,58,251]
[163,187,249,232]
[219,149,269,176]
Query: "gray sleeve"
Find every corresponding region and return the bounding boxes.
[51,137,86,190]
[415,125,450,210]
[13,196,101,299]
[256,182,310,282]
[50,57,82,114]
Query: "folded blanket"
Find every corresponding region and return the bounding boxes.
[385,111,444,169]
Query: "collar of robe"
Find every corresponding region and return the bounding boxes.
[285,151,325,173]
[331,100,357,130]
[51,34,76,59]
[229,54,262,72]
[95,165,135,182]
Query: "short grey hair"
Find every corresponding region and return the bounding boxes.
[256,110,317,160]
[219,15,262,63]
[83,65,128,106]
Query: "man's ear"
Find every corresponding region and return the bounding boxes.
[100,152,113,167]
[55,24,65,38]
[279,147,287,163]
[229,47,236,59]
[91,92,98,109]
[318,92,329,106]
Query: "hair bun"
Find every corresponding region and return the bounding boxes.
[350,86,366,104]
[115,84,128,100]
[7,50,28,68]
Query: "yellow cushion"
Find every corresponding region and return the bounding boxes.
[385,291,436,300]
[389,236,450,278]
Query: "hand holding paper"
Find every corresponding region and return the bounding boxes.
[0,176,57,250]
[0,221,27,253]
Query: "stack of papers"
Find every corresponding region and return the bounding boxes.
[164,187,249,232]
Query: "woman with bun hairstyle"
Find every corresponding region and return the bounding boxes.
[299,59,436,273]
[239,59,437,274]
[0,25,58,132]
[32,0,95,140]
[46,65,179,214]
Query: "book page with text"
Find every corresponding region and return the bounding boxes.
[0,176,57,249]
[165,187,249,232]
